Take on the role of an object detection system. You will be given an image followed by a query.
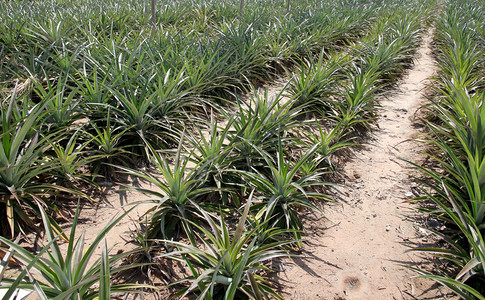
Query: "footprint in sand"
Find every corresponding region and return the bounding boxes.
[339,272,367,297]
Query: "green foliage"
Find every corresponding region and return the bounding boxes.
[119,139,211,240]
[302,120,355,171]
[48,129,98,192]
[226,86,301,170]
[287,51,348,113]
[410,184,485,299]
[411,0,485,297]
[0,86,62,237]
[161,197,290,300]
[239,140,331,245]
[84,110,134,178]
[0,204,148,299]
[186,116,240,207]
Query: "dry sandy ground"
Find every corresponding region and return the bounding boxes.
[14,31,455,300]
[278,32,454,299]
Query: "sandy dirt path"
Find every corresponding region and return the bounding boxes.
[279,31,454,300]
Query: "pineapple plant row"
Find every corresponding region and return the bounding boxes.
[411,0,485,298]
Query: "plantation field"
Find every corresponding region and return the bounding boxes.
[1,0,484,298]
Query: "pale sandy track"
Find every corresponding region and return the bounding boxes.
[279,31,455,300]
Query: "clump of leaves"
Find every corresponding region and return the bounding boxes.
[119,138,211,241]
[161,194,291,300]
[0,86,64,238]
[0,203,149,299]
[239,140,332,246]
